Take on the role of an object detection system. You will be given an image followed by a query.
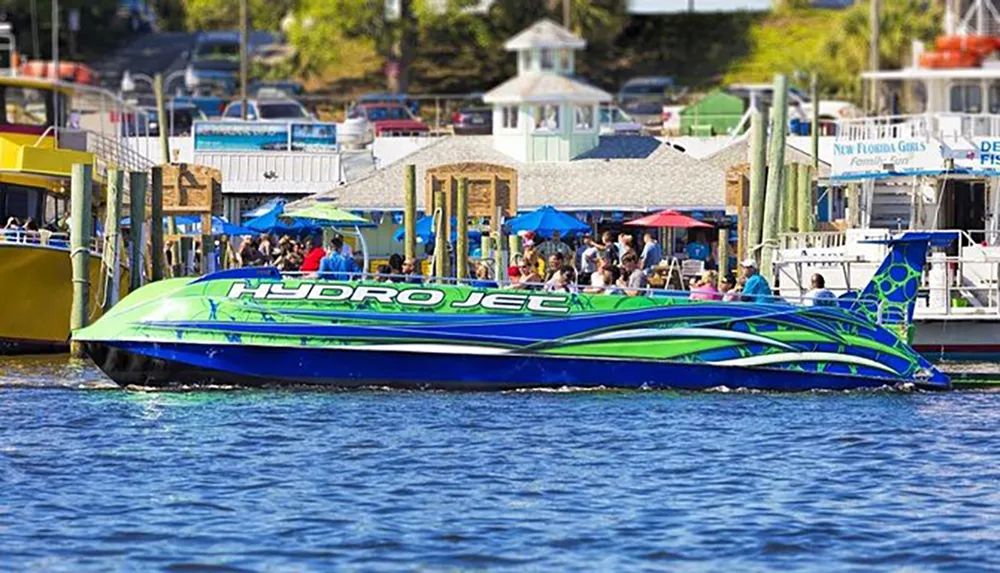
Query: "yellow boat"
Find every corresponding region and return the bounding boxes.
[0,76,131,353]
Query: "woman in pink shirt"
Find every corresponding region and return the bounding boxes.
[690,270,721,301]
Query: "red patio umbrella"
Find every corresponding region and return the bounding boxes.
[625,210,713,228]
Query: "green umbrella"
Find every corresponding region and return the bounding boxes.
[281,203,376,228]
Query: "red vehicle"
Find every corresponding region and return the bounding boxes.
[349,103,428,136]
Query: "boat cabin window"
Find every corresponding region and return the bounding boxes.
[0,85,65,132]
[44,192,68,228]
[0,184,43,225]
[949,83,982,113]
[989,83,1000,114]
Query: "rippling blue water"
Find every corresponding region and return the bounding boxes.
[3,356,1000,572]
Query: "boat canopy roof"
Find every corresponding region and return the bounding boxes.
[0,76,75,95]
[862,67,1000,81]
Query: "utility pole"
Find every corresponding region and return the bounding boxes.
[239,0,248,120]
[869,0,879,113]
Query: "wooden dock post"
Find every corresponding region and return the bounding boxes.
[129,171,147,291]
[150,166,164,281]
[784,163,798,233]
[810,72,820,170]
[69,163,93,358]
[102,169,123,311]
[747,107,767,261]
[433,190,446,279]
[456,178,469,282]
[179,236,193,277]
[797,164,813,233]
[760,74,789,283]
[404,164,417,262]
[717,227,729,285]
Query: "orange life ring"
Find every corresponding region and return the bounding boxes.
[919,50,981,68]
[934,35,998,56]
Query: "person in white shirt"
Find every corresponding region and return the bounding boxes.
[803,273,836,306]
[578,235,599,285]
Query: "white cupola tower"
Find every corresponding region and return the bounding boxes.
[483,19,612,163]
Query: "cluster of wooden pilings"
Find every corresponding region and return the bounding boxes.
[744,73,821,283]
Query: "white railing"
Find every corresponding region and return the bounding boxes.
[837,112,1000,142]
[779,231,847,250]
[836,114,930,142]
[0,229,103,255]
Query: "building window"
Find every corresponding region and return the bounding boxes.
[574,106,594,131]
[519,50,531,71]
[540,48,554,70]
[559,49,571,71]
[534,105,560,131]
[950,83,982,113]
[502,106,518,129]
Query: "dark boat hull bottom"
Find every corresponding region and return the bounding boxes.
[1,337,68,356]
[82,341,937,392]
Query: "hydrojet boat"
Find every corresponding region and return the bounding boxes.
[74,233,952,391]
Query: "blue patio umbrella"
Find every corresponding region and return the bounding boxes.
[504,205,590,238]
[243,203,321,234]
[120,215,255,236]
[393,215,482,244]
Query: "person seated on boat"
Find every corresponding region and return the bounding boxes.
[238,237,265,267]
[258,233,274,261]
[616,253,647,296]
[470,262,498,289]
[545,265,579,294]
[21,218,40,244]
[388,253,404,278]
[299,238,326,273]
[578,235,599,286]
[739,259,772,303]
[618,234,637,264]
[690,270,721,301]
[375,264,394,282]
[545,252,566,281]
[803,273,836,307]
[515,260,542,289]
[2,216,19,240]
[401,257,423,284]
[318,236,357,280]
[720,273,741,302]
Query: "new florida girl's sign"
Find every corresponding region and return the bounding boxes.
[831,138,943,180]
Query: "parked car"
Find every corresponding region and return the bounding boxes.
[452,96,492,135]
[598,105,643,135]
[121,102,207,137]
[618,76,686,126]
[173,93,227,119]
[249,80,304,98]
[348,103,428,136]
[355,93,420,117]
[222,98,314,121]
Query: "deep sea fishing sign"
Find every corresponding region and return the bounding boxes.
[227,282,571,314]
[832,138,940,180]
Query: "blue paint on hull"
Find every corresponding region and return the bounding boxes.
[96,341,937,392]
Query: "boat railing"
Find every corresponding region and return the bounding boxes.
[0,229,103,255]
[836,114,929,142]
[779,231,847,250]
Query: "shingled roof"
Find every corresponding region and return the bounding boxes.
[504,19,586,51]
[288,135,727,213]
[702,134,831,178]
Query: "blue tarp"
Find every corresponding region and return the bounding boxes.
[392,216,482,244]
[504,205,590,238]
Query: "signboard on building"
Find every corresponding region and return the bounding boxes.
[193,121,337,152]
[831,138,943,180]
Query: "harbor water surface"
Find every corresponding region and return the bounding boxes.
[3,356,1000,572]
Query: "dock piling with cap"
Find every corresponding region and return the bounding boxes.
[456,178,469,281]
[69,163,93,358]
[129,171,147,291]
[102,169,123,311]
[760,74,789,283]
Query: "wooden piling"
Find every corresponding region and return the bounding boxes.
[493,205,504,283]
[69,164,92,358]
[129,171,147,291]
[747,107,767,259]
[717,227,729,285]
[455,178,469,282]
[154,73,170,163]
[797,163,813,233]
[810,72,820,170]
[784,163,799,232]
[760,74,789,283]
[102,169,123,312]
[404,164,417,262]
[150,167,164,281]
[179,236,193,277]
[433,190,446,280]
[508,234,522,267]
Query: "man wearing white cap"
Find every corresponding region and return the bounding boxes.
[739,258,772,303]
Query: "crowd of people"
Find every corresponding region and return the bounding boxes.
[234,229,837,305]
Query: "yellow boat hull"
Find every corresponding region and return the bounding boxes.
[0,243,129,353]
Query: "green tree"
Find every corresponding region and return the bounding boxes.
[182,0,301,32]
[817,0,941,101]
